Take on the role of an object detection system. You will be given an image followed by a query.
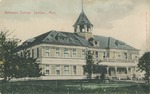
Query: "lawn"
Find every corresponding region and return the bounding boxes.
[0,80,148,94]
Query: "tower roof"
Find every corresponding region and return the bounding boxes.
[73,11,93,27]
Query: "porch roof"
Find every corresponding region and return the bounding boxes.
[99,62,138,67]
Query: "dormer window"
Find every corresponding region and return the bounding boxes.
[115,40,125,46]
[22,38,35,46]
[93,40,99,46]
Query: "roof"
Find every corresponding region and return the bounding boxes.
[93,35,138,50]
[99,62,138,67]
[18,30,138,51]
[17,30,91,50]
[73,11,93,27]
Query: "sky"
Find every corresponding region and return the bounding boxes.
[0,0,150,55]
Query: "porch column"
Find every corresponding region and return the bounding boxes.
[106,66,110,79]
[127,67,133,80]
[115,66,119,80]
[115,67,118,75]
[130,67,133,74]
[106,67,109,75]
[114,52,116,61]
[126,67,129,79]
[126,67,129,74]
[130,67,134,80]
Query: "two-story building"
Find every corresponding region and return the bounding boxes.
[17,8,140,80]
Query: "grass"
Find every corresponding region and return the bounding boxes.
[0,80,148,94]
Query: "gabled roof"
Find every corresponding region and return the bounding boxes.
[18,30,138,51]
[73,11,93,26]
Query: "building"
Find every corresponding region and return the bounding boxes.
[18,7,140,80]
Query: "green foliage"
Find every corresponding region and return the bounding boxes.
[138,52,150,83]
[84,50,94,79]
[14,50,42,78]
[138,52,150,94]
[0,80,147,94]
[0,31,20,81]
[0,30,42,82]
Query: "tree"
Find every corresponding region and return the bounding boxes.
[84,50,94,79]
[0,31,20,81]
[100,72,105,81]
[0,30,42,82]
[99,66,107,81]
[138,52,150,93]
[14,50,42,79]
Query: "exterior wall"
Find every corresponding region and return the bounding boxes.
[40,44,86,59]
[51,65,55,74]
[22,43,140,80]
[96,49,139,63]
[34,44,86,79]
[27,44,139,64]
[40,62,85,80]
[109,51,115,60]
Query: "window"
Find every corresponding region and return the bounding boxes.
[82,50,85,58]
[45,70,49,75]
[64,65,69,75]
[56,47,60,57]
[73,66,77,75]
[64,48,69,58]
[124,53,127,59]
[37,48,39,58]
[45,47,50,57]
[56,65,60,75]
[32,49,34,58]
[103,52,106,59]
[72,49,77,58]
[95,41,97,45]
[118,68,126,74]
[45,65,50,75]
[135,56,138,58]
[107,52,109,58]
[118,55,121,59]
[95,51,99,58]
